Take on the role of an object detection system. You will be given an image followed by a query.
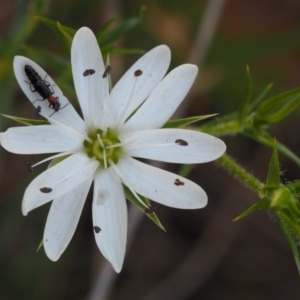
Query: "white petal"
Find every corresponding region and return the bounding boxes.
[122,64,198,132]
[22,152,99,215]
[71,27,108,129]
[0,125,83,154]
[117,156,207,209]
[92,168,127,273]
[107,45,171,129]
[120,129,226,164]
[43,177,93,261]
[13,56,87,135]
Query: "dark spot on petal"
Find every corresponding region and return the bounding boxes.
[134,69,143,77]
[174,179,185,186]
[145,206,157,214]
[36,105,42,118]
[40,187,52,193]
[175,139,188,146]
[94,226,101,233]
[102,66,112,78]
[27,162,33,172]
[83,69,95,76]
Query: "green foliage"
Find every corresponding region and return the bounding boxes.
[230,143,300,274]
[238,65,253,124]
[253,87,300,125]
[277,216,300,275]
[233,198,270,221]
[98,6,146,46]
[163,114,218,128]
[1,114,48,126]
[123,186,166,231]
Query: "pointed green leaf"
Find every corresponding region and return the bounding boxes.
[35,16,75,54]
[277,142,300,168]
[199,112,241,136]
[269,187,293,209]
[123,186,166,231]
[277,212,300,241]
[1,114,48,126]
[233,197,270,221]
[277,215,300,275]
[286,181,300,198]
[254,86,300,124]
[246,129,300,168]
[37,239,43,252]
[96,18,117,41]
[239,65,253,123]
[163,114,218,129]
[56,21,76,44]
[250,82,273,111]
[266,143,280,186]
[99,8,144,46]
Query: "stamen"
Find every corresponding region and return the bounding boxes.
[39,111,92,144]
[108,159,148,208]
[30,151,74,169]
[105,142,123,149]
[97,134,107,169]
[96,134,105,148]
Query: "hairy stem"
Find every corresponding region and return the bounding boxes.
[217,154,264,196]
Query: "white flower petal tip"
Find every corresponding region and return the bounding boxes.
[45,250,60,262]
[121,63,199,132]
[93,169,127,273]
[21,153,99,216]
[13,56,88,134]
[71,26,107,129]
[43,179,92,262]
[107,44,171,128]
[121,129,227,164]
[118,157,208,210]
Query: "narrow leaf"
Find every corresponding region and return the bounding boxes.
[96,18,117,41]
[123,186,166,231]
[57,21,76,44]
[266,142,280,186]
[233,197,270,221]
[286,181,300,197]
[35,16,75,54]
[99,9,144,46]
[277,215,300,275]
[163,114,218,129]
[277,212,300,242]
[239,65,253,123]
[254,86,300,124]
[1,114,48,126]
[36,239,43,252]
[250,82,273,111]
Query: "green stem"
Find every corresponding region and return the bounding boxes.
[217,154,264,196]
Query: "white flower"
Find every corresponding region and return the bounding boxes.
[0,27,226,272]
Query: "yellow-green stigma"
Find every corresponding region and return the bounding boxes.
[83,129,122,169]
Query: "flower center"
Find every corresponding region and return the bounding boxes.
[83,129,122,169]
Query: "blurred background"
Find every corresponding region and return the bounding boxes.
[1,0,300,299]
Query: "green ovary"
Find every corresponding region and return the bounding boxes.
[83,128,123,168]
